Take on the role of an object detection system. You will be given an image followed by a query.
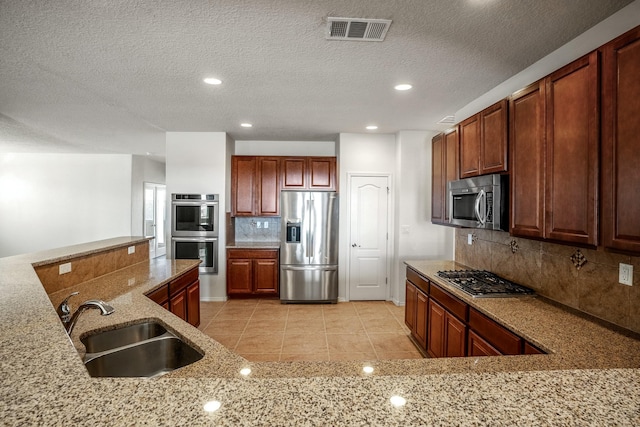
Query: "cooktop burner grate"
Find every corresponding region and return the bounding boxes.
[436,270,535,298]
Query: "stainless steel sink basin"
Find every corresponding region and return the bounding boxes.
[81,321,168,353]
[81,321,203,378]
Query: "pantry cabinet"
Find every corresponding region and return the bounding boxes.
[601,25,640,254]
[227,249,279,297]
[459,99,508,179]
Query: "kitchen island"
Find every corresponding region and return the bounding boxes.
[0,240,639,425]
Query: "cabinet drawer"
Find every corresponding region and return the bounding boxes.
[524,341,545,354]
[469,308,522,355]
[429,282,468,322]
[145,284,169,305]
[227,249,279,259]
[406,268,429,294]
[169,267,199,297]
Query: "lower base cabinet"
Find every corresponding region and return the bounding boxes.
[427,299,467,358]
[468,329,502,356]
[227,249,279,297]
[145,267,200,328]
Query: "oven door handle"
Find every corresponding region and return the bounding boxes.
[171,237,218,242]
[475,190,487,226]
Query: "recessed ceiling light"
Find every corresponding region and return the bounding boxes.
[240,123,253,128]
[366,125,378,130]
[203,77,222,85]
[394,84,412,91]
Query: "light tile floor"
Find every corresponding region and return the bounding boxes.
[198,299,424,362]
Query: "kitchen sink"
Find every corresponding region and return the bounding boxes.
[81,321,168,353]
[81,320,203,378]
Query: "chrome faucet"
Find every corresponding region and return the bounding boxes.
[57,292,115,335]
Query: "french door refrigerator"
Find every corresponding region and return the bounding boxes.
[280,191,339,303]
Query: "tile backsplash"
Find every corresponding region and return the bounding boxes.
[233,217,281,242]
[455,229,640,333]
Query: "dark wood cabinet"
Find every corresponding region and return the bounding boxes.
[468,329,502,357]
[282,157,337,191]
[544,51,600,246]
[459,114,481,178]
[601,25,640,254]
[459,100,508,179]
[232,156,280,217]
[405,280,417,331]
[468,307,522,355]
[405,269,430,351]
[427,298,466,358]
[415,288,429,349]
[144,267,200,327]
[509,81,546,239]
[431,128,459,224]
[227,249,279,297]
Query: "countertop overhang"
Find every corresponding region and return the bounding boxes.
[1,242,639,425]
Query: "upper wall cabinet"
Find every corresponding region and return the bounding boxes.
[459,99,508,178]
[431,128,459,224]
[231,156,281,217]
[510,51,600,245]
[282,157,337,191]
[601,26,640,253]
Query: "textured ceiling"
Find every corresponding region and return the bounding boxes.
[0,0,633,159]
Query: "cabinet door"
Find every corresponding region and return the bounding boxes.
[404,281,417,330]
[602,26,640,253]
[146,285,169,307]
[257,157,281,216]
[308,157,337,190]
[459,114,481,178]
[444,128,459,222]
[414,289,428,349]
[187,280,200,327]
[281,157,307,189]
[226,258,253,295]
[426,299,445,358]
[170,288,187,322]
[468,329,502,357]
[232,156,256,216]
[480,99,508,175]
[431,133,445,223]
[545,52,599,246]
[254,258,279,295]
[510,81,546,239]
[444,313,467,357]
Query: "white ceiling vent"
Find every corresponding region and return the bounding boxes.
[326,17,392,42]
[438,115,456,125]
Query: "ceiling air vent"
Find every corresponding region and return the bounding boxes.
[326,17,392,41]
[438,115,456,125]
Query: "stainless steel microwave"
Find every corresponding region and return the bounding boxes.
[448,174,508,231]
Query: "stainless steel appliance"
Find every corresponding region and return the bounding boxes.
[171,194,219,274]
[437,270,534,298]
[172,237,218,274]
[280,191,339,303]
[448,174,508,231]
[171,194,219,237]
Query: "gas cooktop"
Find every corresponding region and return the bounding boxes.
[436,270,535,298]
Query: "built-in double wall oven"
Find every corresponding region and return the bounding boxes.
[171,194,219,274]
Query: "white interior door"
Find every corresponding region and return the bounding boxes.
[143,182,167,258]
[348,175,389,300]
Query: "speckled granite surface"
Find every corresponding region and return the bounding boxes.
[1,244,639,426]
[226,241,281,249]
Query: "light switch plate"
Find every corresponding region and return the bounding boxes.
[619,263,633,286]
[257,222,262,228]
[264,221,269,229]
[467,234,473,245]
[128,246,135,254]
[59,262,72,275]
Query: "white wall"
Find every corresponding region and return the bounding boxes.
[456,0,640,121]
[235,140,335,156]
[393,131,455,305]
[166,132,228,301]
[0,153,132,257]
[130,155,166,236]
[337,133,397,301]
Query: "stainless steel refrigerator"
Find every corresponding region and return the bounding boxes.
[280,191,339,303]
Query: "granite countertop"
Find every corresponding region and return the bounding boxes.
[1,244,639,425]
[226,241,281,249]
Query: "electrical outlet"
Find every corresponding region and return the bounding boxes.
[59,262,72,275]
[467,233,473,245]
[619,263,633,286]
[264,221,269,229]
[256,222,262,228]
[128,278,136,286]
[128,246,135,254]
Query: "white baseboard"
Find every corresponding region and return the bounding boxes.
[200,296,228,302]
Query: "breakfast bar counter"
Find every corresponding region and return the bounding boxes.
[1,239,639,426]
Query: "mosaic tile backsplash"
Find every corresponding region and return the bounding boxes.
[234,217,281,242]
[454,228,640,333]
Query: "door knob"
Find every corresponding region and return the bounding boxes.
[352,243,357,247]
